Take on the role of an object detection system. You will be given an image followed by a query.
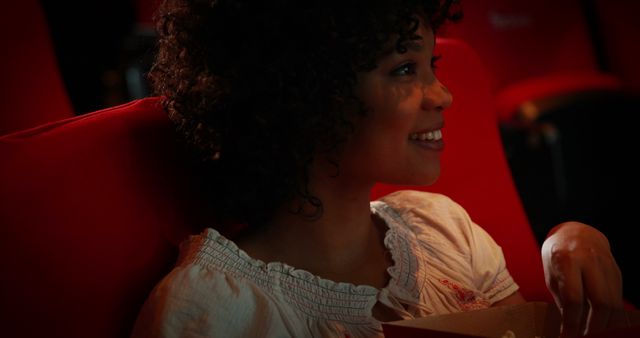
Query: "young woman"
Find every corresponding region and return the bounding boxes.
[133,1,623,336]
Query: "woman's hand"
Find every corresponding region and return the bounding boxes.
[541,221,623,337]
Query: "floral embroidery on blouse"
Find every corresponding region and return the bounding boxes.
[439,278,491,310]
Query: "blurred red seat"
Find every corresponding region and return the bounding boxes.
[440,0,623,122]
[0,0,73,136]
[592,0,640,93]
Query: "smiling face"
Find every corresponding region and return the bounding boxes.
[335,21,453,187]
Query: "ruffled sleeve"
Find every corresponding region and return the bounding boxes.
[378,190,519,311]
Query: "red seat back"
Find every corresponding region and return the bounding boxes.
[441,0,598,89]
[592,0,640,93]
[372,38,552,303]
[440,0,624,123]
[0,0,73,136]
[0,98,204,337]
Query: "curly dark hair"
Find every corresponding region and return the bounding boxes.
[151,0,461,229]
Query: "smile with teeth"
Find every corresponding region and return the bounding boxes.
[409,129,442,141]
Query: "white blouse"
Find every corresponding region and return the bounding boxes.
[132,190,519,337]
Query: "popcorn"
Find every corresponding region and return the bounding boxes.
[500,330,515,338]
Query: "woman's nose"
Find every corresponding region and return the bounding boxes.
[421,78,453,112]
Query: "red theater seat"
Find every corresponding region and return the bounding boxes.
[494,71,622,122]
[0,0,74,136]
[0,99,207,337]
[592,0,640,93]
[0,38,551,337]
[441,0,623,123]
[442,0,598,87]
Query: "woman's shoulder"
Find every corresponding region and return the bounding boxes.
[175,228,276,287]
[133,229,292,336]
[373,190,478,253]
[176,228,241,267]
[131,261,290,337]
[375,189,470,223]
[158,228,269,302]
[132,228,385,336]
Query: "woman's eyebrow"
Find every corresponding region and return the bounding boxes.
[380,37,425,56]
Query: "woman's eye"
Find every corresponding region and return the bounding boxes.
[390,55,442,77]
[391,62,417,76]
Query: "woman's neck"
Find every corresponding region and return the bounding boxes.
[236,161,391,287]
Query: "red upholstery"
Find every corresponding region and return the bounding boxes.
[495,71,622,122]
[440,0,623,122]
[0,38,550,337]
[372,38,552,304]
[0,0,74,136]
[593,0,640,93]
[441,0,598,89]
[0,99,207,337]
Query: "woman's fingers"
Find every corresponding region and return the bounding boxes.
[545,244,585,337]
[582,265,612,335]
[541,222,624,337]
[559,299,586,337]
[583,250,623,335]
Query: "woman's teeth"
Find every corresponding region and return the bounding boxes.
[409,130,442,141]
